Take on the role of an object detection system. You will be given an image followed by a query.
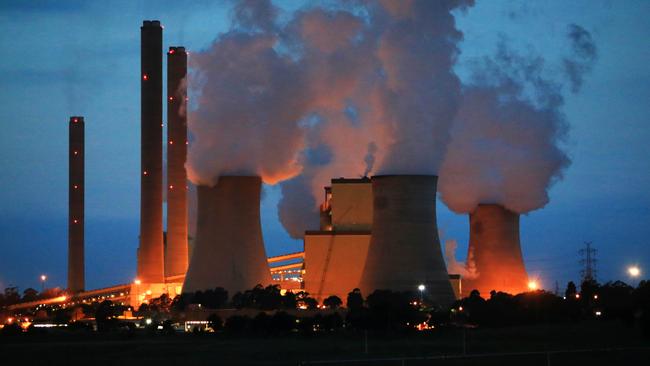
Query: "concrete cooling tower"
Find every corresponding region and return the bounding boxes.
[359,175,456,306]
[463,204,529,296]
[182,176,272,295]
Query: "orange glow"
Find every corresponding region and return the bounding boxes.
[134,279,141,285]
[527,281,538,291]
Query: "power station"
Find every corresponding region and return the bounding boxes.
[52,19,534,310]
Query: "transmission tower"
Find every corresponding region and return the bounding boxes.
[579,241,597,283]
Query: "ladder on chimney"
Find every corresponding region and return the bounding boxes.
[316,235,336,301]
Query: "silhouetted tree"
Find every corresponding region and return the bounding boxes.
[346,288,364,310]
[22,288,39,302]
[95,300,118,332]
[565,281,577,298]
[3,287,20,306]
[323,295,342,309]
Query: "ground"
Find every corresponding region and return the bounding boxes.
[1,321,648,365]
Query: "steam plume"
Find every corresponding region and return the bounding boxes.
[444,239,478,280]
[439,27,597,214]
[187,0,309,186]
[276,0,473,235]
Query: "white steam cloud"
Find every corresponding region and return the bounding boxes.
[439,26,597,214]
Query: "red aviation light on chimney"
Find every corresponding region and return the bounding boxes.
[73,185,78,189]
[143,74,148,81]
[73,219,78,224]
[168,96,174,102]
[73,118,78,123]
[169,49,175,55]
[73,151,78,155]
[169,185,174,190]
[143,171,148,176]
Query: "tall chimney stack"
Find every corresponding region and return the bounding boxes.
[360,175,455,306]
[165,46,189,278]
[183,176,272,295]
[138,20,164,283]
[464,204,529,296]
[68,116,85,293]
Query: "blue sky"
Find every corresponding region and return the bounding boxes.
[0,0,648,292]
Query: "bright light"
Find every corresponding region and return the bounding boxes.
[593,294,598,300]
[134,279,141,285]
[628,266,641,278]
[40,275,47,282]
[143,74,148,80]
[145,318,152,325]
[527,281,538,291]
[576,293,581,299]
[458,306,463,312]
[418,284,425,291]
[595,311,602,316]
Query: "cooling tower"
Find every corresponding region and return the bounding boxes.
[138,20,165,283]
[165,46,189,278]
[359,175,455,306]
[182,176,272,295]
[68,116,85,293]
[463,204,529,296]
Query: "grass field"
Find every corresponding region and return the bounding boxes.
[1,321,648,365]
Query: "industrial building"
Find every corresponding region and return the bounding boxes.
[29,20,523,313]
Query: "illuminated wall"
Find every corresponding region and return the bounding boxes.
[303,231,371,302]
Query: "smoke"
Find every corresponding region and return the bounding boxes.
[273,0,474,235]
[563,24,598,93]
[444,239,478,279]
[186,0,309,186]
[439,27,597,214]
[362,142,378,177]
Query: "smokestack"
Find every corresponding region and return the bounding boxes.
[165,46,189,278]
[464,204,529,296]
[68,116,85,293]
[183,176,272,295]
[138,20,164,283]
[360,175,455,306]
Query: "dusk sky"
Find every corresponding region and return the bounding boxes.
[0,0,648,293]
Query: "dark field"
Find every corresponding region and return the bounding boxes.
[2,321,648,365]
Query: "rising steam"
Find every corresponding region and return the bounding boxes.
[186,1,597,237]
[438,26,597,214]
[186,0,309,186]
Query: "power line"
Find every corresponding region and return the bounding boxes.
[579,241,597,283]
